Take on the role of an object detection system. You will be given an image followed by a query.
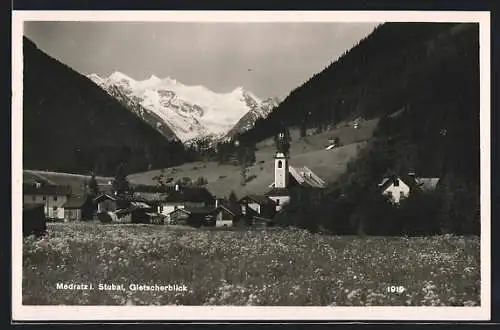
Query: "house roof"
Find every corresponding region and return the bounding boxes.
[94,193,116,203]
[239,194,276,206]
[119,195,150,203]
[379,174,440,192]
[115,203,152,216]
[213,204,237,216]
[132,184,170,193]
[415,178,440,191]
[23,183,71,196]
[24,170,114,197]
[63,196,90,209]
[165,187,215,203]
[265,187,291,197]
[23,171,56,186]
[167,208,191,216]
[268,166,326,189]
[132,191,169,203]
[289,166,327,188]
[130,201,153,209]
[184,206,215,215]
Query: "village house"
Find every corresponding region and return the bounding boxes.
[94,193,118,214]
[239,194,276,218]
[23,181,71,220]
[212,204,238,227]
[63,195,94,221]
[378,171,440,204]
[167,207,190,225]
[167,206,214,227]
[131,184,169,211]
[115,200,155,224]
[160,185,215,217]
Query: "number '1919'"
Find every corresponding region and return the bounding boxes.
[386,286,405,293]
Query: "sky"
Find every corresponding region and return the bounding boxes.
[24,21,378,99]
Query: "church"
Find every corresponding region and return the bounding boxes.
[263,128,327,212]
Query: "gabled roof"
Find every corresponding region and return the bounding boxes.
[132,184,170,193]
[415,178,440,191]
[268,166,326,189]
[63,196,90,209]
[165,187,215,203]
[265,187,291,197]
[379,174,440,192]
[23,171,56,186]
[132,191,169,203]
[239,194,276,206]
[184,206,214,215]
[94,193,116,203]
[167,208,191,216]
[119,195,149,203]
[213,204,238,216]
[23,183,71,196]
[289,166,326,188]
[115,202,152,216]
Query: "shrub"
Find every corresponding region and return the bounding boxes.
[97,212,113,224]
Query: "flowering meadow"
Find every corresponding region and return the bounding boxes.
[23,222,480,306]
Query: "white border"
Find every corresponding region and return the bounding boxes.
[12,10,491,322]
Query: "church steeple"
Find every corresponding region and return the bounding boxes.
[274,151,289,188]
[274,123,291,188]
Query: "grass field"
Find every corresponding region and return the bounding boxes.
[23,222,480,306]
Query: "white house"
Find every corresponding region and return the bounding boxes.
[239,194,276,218]
[379,172,440,204]
[23,181,71,220]
[378,176,412,204]
[156,184,215,217]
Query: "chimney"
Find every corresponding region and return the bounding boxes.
[408,170,416,180]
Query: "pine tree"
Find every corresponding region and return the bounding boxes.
[88,172,99,199]
[227,191,241,222]
[112,162,130,197]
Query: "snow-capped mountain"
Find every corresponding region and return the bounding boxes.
[224,96,280,139]
[87,72,278,143]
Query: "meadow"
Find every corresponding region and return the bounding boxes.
[23,222,480,306]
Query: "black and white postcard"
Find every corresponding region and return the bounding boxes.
[12,10,491,321]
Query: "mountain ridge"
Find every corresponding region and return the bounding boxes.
[88,72,279,143]
[22,36,193,176]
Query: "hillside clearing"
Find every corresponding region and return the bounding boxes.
[127,119,378,198]
[23,223,480,306]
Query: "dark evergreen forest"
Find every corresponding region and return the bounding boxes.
[22,37,195,176]
[244,23,480,236]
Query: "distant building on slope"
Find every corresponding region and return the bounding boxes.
[378,171,440,204]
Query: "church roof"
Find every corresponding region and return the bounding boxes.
[265,187,291,197]
[289,166,326,188]
[239,194,276,206]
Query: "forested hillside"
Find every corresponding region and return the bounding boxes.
[260,23,480,236]
[22,37,195,176]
